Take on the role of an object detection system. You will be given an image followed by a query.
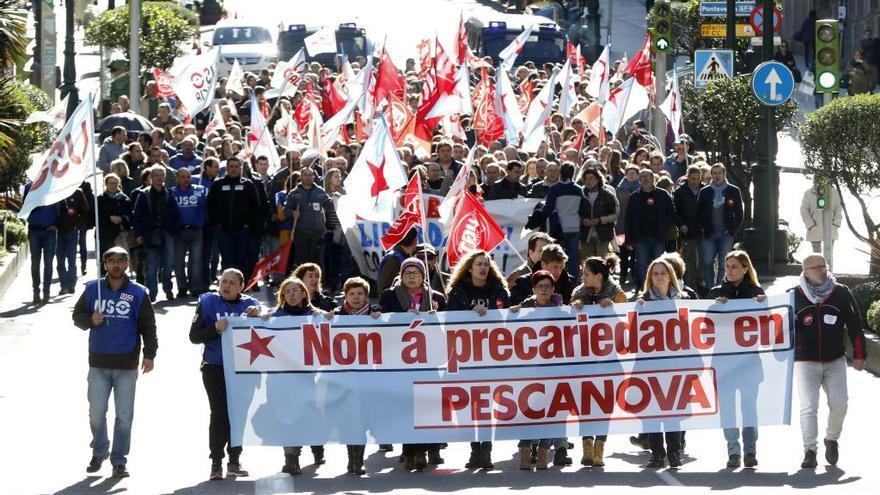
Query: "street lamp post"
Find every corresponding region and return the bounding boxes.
[60,0,79,117]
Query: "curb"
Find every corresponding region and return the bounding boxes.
[0,242,28,299]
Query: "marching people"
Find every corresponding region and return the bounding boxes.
[709,250,766,468]
[132,165,180,302]
[445,250,511,470]
[57,186,89,294]
[578,167,619,262]
[284,167,334,267]
[189,268,261,480]
[637,258,689,468]
[542,162,585,277]
[292,262,337,312]
[510,243,576,305]
[72,247,157,478]
[96,174,133,271]
[207,156,262,283]
[23,181,61,305]
[673,166,705,292]
[625,169,676,294]
[170,168,208,297]
[697,163,744,289]
[792,254,867,469]
[378,257,446,471]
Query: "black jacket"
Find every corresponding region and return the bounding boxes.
[486,177,528,200]
[791,284,867,362]
[446,279,510,311]
[132,186,180,238]
[624,188,675,244]
[578,187,618,242]
[207,175,261,230]
[379,285,447,313]
[59,188,89,235]
[708,278,765,300]
[672,183,702,240]
[510,263,576,305]
[697,183,744,238]
[97,192,132,243]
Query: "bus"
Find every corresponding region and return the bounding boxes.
[278,23,367,68]
[465,12,567,67]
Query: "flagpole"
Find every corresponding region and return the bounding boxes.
[503,236,527,265]
[87,96,103,311]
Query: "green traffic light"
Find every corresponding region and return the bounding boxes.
[817,198,826,209]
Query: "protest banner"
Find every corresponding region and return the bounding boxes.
[221,295,794,447]
[341,195,539,280]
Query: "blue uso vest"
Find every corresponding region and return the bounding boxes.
[199,292,260,366]
[84,279,148,355]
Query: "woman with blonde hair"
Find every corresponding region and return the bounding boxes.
[292,262,336,311]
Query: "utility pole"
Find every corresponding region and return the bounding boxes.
[129,0,141,110]
[32,0,41,87]
[762,0,777,271]
[725,0,736,50]
[60,0,79,116]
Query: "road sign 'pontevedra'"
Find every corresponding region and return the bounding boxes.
[699,1,756,17]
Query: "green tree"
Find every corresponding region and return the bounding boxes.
[85,0,199,70]
[0,0,28,69]
[681,74,797,221]
[799,94,880,268]
[0,78,53,197]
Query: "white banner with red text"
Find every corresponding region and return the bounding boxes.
[340,195,540,280]
[221,294,794,446]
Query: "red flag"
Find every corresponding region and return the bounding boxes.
[321,78,347,118]
[381,174,425,250]
[472,69,503,147]
[433,41,457,95]
[245,241,292,290]
[517,78,533,115]
[626,34,654,87]
[152,68,176,98]
[445,191,506,267]
[373,49,406,107]
[456,12,469,65]
[384,93,415,147]
[293,98,312,130]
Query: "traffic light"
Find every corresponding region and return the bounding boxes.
[652,1,672,53]
[815,19,840,93]
[816,183,830,210]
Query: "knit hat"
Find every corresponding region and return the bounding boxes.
[531,269,556,287]
[400,257,427,278]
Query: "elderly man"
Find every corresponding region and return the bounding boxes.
[98,127,128,174]
[792,254,866,469]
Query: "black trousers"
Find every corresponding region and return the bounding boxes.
[202,364,242,462]
[291,229,324,269]
[648,430,681,457]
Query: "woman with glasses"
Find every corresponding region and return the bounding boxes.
[378,257,446,472]
[774,40,802,82]
[445,250,511,471]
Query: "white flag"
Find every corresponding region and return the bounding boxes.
[557,59,578,117]
[248,96,281,174]
[521,68,559,153]
[205,104,227,135]
[171,48,220,118]
[227,59,245,96]
[439,145,474,229]
[498,23,536,72]
[585,44,610,105]
[659,70,684,136]
[305,26,337,56]
[602,77,651,134]
[494,64,524,146]
[25,94,70,129]
[19,94,96,219]
[269,49,307,98]
[342,116,407,222]
[426,58,473,119]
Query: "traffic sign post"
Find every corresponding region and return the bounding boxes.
[751,61,794,106]
[749,5,781,36]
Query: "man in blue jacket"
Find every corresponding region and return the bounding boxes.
[624,169,676,292]
[23,181,62,305]
[133,165,180,301]
[697,163,743,288]
[72,247,157,478]
[171,168,207,297]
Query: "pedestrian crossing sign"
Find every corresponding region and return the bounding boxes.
[694,49,734,89]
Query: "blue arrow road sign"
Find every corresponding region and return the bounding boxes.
[751,61,794,106]
[699,1,756,17]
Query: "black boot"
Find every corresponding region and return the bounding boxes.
[465,443,480,469]
[801,449,818,469]
[282,453,301,475]
[350,446,366,475]
[311,445,325,465]
[428,446,444,465]
[479,443,494,470]
[554,447,572,466]
[346,446,354,474]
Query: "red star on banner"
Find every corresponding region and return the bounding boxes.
[237,328,276,364]
[366,157,389,205]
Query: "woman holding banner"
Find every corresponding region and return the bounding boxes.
[379,257,446,472]
[188,268,261,481]
[446,250,511,470]
[637,258,689,469]
[571,254,628,467]
[510,270,571,469]
[293,263,337,312]
[332,276,381,475]
[259,276,330,475]
[708,250,766,469]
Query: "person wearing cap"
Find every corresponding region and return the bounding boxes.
[378,257,446,472]
[377,228,419,294]
[98,127,128,174]
[663,135,695,183]
[445,250,511,470]
[72,247,157,478]
[697,163,743,289]
[415,243,445,292]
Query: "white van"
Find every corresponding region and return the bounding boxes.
[210,19,278,75]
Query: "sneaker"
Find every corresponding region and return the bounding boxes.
[743,453,758,468]
[86,454,108,473]
[824,439,839,465]
[646,453,666,468]
[668,451,682,468]
[111,464,129,478]
[210,463,223,480]
[226,461,249,477]
[726,454,741,468]
[801,449,818,469]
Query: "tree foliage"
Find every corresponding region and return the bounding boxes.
[85,0,199,70]
[0,78,53,196]
[800,93,880,246]
[0,0,28,69]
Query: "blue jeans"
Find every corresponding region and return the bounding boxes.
[56,230,78,289]
[518,439,552,448]
[88,367,138,466]
[723,426,758,456]
[702,231,734,288]
[144,232,175,298]
[174,227,205,294]
[561,232,580,279]
[634,237,666,291]
[217,227,250,274]
[28,228,57,296]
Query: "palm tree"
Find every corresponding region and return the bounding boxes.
[0,0,29,69]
